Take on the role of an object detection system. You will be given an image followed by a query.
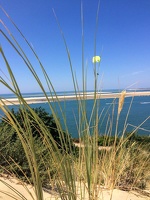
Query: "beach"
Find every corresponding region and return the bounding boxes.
[1,91,150,106]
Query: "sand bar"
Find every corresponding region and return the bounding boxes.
[0,91,150,106]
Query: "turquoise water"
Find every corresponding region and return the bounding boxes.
[0,90,150,137]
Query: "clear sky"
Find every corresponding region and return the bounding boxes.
[0,0,150,94]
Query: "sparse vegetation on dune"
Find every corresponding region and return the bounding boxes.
[0,5,150,200]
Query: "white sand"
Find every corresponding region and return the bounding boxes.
[1,91,150,106]
[74,142,112,151]
[0,175,57,200]
[0,175,149,200]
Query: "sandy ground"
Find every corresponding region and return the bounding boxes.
[74,142,112,151]
[0,91,150,106]
[0,175,149,200]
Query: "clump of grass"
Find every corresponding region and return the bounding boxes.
[0,5,150,200]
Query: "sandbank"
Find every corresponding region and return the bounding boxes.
[0,91,150,106]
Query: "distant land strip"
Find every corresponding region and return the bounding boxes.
[0,91,150,106]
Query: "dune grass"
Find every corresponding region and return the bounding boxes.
[0,4,150,200]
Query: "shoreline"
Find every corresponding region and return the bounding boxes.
[0,91,150,106]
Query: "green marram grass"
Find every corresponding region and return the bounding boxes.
[0,4,150,200]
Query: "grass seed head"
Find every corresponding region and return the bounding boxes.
[118,90,126,115]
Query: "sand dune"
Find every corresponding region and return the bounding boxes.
[0,175,149,200]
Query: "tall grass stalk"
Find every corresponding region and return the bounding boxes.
[0,4,150,200]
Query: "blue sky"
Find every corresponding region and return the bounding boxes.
[0,0,150,94]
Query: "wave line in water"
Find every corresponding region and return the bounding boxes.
[140,102,150,104]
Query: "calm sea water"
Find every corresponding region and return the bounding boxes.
[0,90,150,137]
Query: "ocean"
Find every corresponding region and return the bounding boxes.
[0,90,150,138]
